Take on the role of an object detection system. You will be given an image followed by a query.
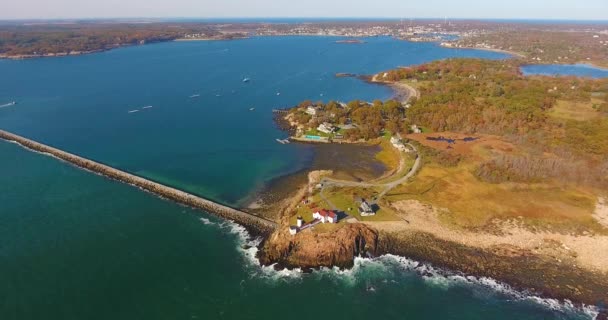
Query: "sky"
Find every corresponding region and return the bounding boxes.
[2,0,607,20]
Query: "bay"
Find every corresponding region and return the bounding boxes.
[1,36,593,319]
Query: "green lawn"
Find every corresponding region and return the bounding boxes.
[322,187,402,222]
[304,129,330,137]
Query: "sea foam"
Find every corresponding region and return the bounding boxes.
[199,218,600,319]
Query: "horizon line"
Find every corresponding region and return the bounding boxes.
[1,16,608,22]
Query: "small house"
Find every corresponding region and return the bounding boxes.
[306,106,319,116]
[390,136,408,152]
[289,226,298,236]
[359,200,375,216]
[410,124,422,134]
[317,122,337,134]
[312,209,339,224]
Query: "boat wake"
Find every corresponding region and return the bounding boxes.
[198,217,600,319]
[0,101,16,109]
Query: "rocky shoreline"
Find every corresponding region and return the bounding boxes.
[257,222,607,317]
[377,231,608,315]
[260,73,608,315]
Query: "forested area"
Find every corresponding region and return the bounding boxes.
[0,23,235,56]
[384,58,608,187]
[457,30,608,68]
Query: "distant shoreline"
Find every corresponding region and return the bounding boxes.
[444,44,527,59]
[174,36,250,42]
[3,35,608,73]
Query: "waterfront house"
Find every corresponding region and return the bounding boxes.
[359,200,375,217]
[306,106,319,116]
[312,209,338,224]
[317,122,337,134]
[390,136,408,152]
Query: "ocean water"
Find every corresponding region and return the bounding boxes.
[0,36,509,205]
[0,141,596,320]
[0,36,596,319]
[521,63,608,78]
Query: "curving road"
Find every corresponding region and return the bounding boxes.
[319,142,421,206]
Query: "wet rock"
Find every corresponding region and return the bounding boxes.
[258,223,378,269]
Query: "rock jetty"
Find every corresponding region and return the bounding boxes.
[0,129,277,235]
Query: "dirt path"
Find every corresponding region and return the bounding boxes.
[320,143,421,201]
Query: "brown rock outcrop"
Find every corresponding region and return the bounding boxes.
[258,223,378,269]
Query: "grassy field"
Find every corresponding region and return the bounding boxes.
[549,99,604,121]
[322,186,402,222]
[385,161,602,233]
[374,138,401,172]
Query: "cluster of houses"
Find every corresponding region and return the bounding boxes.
[289,199,379,235]
[289,208,339,235]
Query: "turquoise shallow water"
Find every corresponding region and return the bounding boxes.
[0,37,596,319]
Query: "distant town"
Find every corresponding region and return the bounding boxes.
[1,19,607,66]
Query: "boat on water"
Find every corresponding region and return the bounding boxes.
[142,106,153,109]
[276,138,290,144]
[128,110,140,113]
[242,78,251,83]
[0,101,16,108]
[189,94,201,98]
[249,107,255,111]
[276,92,281,96]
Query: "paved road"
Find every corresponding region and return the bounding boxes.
[319,142,421,203]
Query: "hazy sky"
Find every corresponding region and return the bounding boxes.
[2,0,607,20]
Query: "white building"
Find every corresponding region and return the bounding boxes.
[410,124,422,134]
[289,226,298,236]
[312,209,338,224]
[359,201,375,217]
[317,122,336,134]
[390,137,409,152]
[306,106,318,116]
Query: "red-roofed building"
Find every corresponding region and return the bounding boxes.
[312,209,338,224]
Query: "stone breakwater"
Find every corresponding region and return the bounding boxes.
[0,130,277,235]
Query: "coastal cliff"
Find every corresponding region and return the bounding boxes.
[259,222,607,316]
[258,223,378,269]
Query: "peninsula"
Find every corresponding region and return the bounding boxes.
[260,57,608,313]
[3,18,608,316]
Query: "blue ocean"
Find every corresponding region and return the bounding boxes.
[0,36,597,319]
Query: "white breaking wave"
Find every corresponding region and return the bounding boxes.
[198,217,304,281]
[196,218,600,319]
